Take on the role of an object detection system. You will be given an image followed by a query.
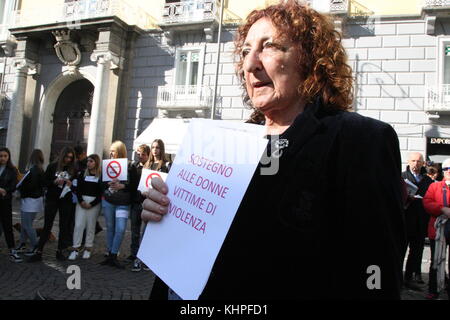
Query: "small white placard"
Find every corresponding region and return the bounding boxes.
[138,169,168,193]
[102,158,128,182]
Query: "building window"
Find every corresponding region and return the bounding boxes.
[437,37,450,86]
[176,50,200,86]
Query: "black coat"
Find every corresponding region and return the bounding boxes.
[102,162,138,206]
[43,162,75,202]
[0,166,17,201]
[152,99,407,300]
[401,167,433,237]
[17,165,45,199]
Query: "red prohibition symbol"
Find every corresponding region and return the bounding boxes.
[106,161,122,179]
[146,172,162,188]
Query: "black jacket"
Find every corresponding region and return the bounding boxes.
[151,98,407,300]
[401,167,433,237]
[103,162,138,206]
[131,161,145,204]
[75,171,102,207]
[18,165,45,199]
[44,162,75,202]
[0,166,17,201]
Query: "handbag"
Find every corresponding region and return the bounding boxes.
[442,186,450,241]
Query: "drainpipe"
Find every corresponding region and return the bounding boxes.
[211,0,224,120]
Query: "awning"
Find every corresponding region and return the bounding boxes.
[133,118,248,155]
[428,154,450,164]
[133,118,191,154]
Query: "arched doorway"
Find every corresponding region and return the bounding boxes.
[50,79,94,162]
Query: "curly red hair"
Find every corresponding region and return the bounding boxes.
[235,0,354,123]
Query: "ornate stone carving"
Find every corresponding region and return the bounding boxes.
[204,27,214,43]
[426,15,437,35]
[52,30,82,67]
[90,51,122,70]
[13,58,40,76]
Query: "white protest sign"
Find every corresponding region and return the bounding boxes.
[138,169,168,193]
[138,119,267,300]
[102,158,128,182]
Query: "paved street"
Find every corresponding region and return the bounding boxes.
[0,199,448,300]
[0,199,155,300]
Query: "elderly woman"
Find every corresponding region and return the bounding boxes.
[423,159,450,300]
[142,1,406,299]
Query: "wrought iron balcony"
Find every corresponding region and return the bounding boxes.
[329,0,349,14]
[161,0,220,25]
[157,85,213,109]
[12,0,155,30]
[424,0,450,7]
[426,85,450,113]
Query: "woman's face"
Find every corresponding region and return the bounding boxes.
[87,158,96,171]
[63,152,74,165]
[0,151,9,165]
[110,148,118,159]
[242,17,302,114]
[151,142,161,158]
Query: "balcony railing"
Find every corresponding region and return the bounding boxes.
[12,0,155,30]
[424,0,450,7]
[330,0,349,13]
[426,85,450,112]
[157,85,213,109]
[161,0,220,25]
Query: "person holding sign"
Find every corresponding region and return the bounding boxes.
[142,0,406,300]
[0,147,22,263]
[100,141,138,269]
[129,144,150,272]
[29,147,77,262]
[68,154,103,260]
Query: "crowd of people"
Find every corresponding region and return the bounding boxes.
[402,152,450,300]
[0,139,171,272]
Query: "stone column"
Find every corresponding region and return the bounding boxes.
[87,51,120,157]
[6,58,36,165]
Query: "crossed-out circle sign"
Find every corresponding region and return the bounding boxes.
[106,161,122,179]
[146,172,162,188]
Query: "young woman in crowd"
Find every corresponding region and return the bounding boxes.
[16,149,45,256]
[68,154,102,260]
[101,141,138,269]
[29,147,77,262]
[0,147,21,262]
[145,139,170,173]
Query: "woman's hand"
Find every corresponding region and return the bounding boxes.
[141,177,170,222]
[441,207,450,218]
[81,201,92,209]
[55,178,65,186]
[65,180,72,188]
[0,188,6,197]
[108,179,124,191]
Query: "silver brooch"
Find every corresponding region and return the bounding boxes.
[275,139,289,149]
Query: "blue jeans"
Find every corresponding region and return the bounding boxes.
[20,211,38,248]
[102,200,129,254]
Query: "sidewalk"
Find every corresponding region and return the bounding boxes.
[0,199,155,300]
